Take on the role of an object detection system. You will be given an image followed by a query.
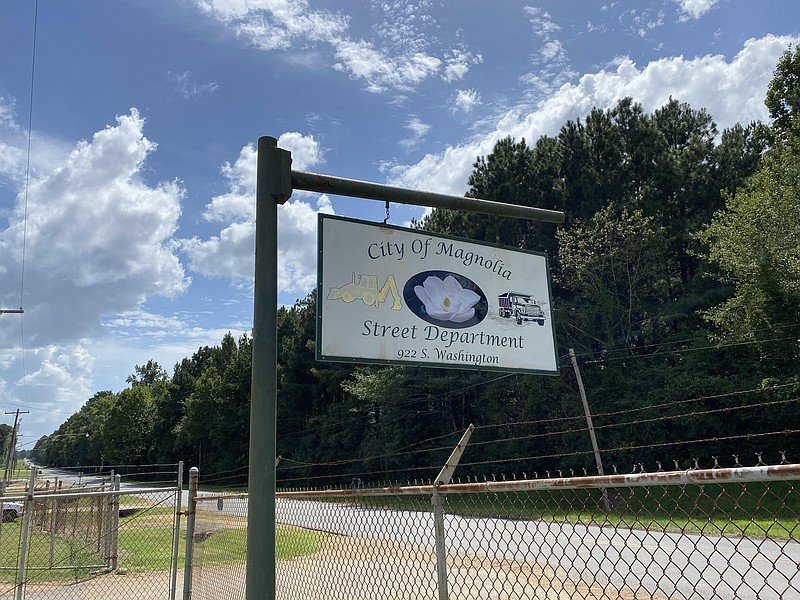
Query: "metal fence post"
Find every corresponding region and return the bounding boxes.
[171,461,184,600]
[431,491,448,600]
[105,471,114,567]
[110,474,120,571]
[48,477,58,568]
[432,425,474,600]
[15,467,36,600]
[183,466,199,600]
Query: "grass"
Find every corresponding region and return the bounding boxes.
[349,480,800,540]
[0,503,325,583]
[117,508,324,571]
[0,522,103,584]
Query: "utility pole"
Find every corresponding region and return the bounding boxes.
[0,308,24,314]
[3,410,28,482]
[568,349,611,512]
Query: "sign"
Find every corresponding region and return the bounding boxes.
[317,215,559,374]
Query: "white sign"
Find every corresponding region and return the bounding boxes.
[317,215,559,374]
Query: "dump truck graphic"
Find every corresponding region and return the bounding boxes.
[327,273,403,310]
[498,291,545,325]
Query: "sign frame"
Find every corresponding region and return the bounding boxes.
[316,213,559,375]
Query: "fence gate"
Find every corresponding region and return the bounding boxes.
[0,464,182,600]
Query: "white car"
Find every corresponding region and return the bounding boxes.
[1,502,23,522]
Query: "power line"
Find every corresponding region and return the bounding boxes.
[1,0,38,426]
[563,320,800,365]
[20,0,39,307]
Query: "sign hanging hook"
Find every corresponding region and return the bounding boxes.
[384,200,390,224]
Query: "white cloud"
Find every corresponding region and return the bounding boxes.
[620,8,666,37]
[333,41,442,93]
[168,71,219,99]
[20,344,94,391]
[182,195,333,292]
[388,35,798,197]
[0,108,189,345]
[12,344,95,421]
[196,0,350,50]
[519,7,573,101]
[399,116,431,152]
[541,40,567,63]
[0,96,21,131]
[278,131,324,170]
[200,131,323,224]
[451,89,481,114]
[181,133,333,293]
[586,20,608,34]
[0,105,194,434]
[193,0,479,93]
[524,7,561,37]
[0,96,69,188]
[104,310,185,332]
[0,107,201,436]
[442,49,483,83]
[675,0,718,21]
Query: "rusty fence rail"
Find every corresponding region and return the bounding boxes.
[186,463,800,600]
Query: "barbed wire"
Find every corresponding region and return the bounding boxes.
[274,439,799,487]
[278,444,452,472]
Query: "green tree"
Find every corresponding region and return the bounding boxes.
[419,135,562,255]
[172,333,252,474]
[126,360,169,387]
[699,45,800,369]
[699,144,800,360]
[33,391,112,467]
[102,387,157,464]
[556,204,668,351]
[713,122,769,195]
[765,46,800,141]
[648,98,718,288]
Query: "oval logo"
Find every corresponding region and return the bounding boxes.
[403,271,488,329]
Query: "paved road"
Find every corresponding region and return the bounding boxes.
[270,498,799,600]
[32,466,132,490]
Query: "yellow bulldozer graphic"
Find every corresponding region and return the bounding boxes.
[327,273,403,310]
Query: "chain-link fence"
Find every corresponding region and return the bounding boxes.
[185,462,800,600]
[6,460,797,598]
[0,466,181,600]
[189,489,248,600]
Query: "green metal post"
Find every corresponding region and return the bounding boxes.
[247,136,291,600]
[183,467,198,600]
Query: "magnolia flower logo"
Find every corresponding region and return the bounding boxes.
[414,275,482,323]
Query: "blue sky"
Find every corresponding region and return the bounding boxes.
[1,0,798,441]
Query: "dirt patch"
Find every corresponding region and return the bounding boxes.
[277,534,666,600]
[7,534,666,600]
